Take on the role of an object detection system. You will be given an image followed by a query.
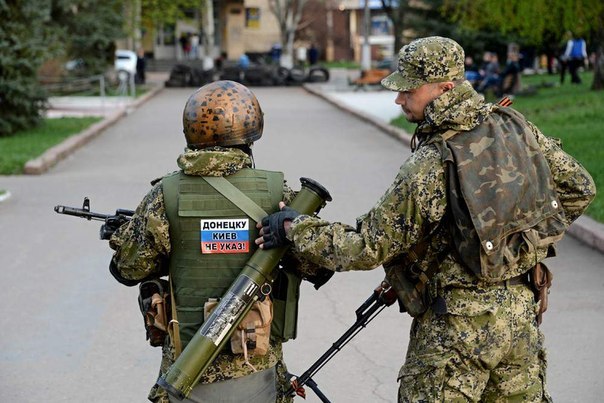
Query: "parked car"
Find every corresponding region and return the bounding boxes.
[114,49,137,80]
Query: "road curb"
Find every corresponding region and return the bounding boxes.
[303,83,604,255]
[24,84,164,175]
[303,84,413,147]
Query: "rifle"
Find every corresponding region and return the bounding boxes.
[286,282,397,402]
[54,197,134,240]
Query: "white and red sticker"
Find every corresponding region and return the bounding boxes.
[200,218,249,254]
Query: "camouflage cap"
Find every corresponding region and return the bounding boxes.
[381,36,465,92]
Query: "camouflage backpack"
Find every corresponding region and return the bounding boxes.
[432,107,566,282]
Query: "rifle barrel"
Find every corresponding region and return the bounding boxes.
[54,205,108,221]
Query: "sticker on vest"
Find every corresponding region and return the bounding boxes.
[200,218,250,254]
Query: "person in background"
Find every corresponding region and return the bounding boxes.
[563,32,588,84]
[307,44,319,66]
[135,48,146,85]
[477,51,501,94]
[190,33,200,60]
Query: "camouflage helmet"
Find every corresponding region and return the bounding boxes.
[183,80,263,149]
[381,36,465,92]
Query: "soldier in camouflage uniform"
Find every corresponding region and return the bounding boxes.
[257,37,596,401]
[109,80,331,403]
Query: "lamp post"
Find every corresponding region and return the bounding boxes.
[361,0,371,71]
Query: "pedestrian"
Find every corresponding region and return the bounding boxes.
[190,33,200,59]
[498,49,521,97]
[108,80,332,403]
[135,48,146,85]
[307,44,319,66]
[476,51,500,94]
[270,43,282,64]
[463,55,480,87]
[562,32,588,84]
[256,36,596,401]
[179,33,188,60]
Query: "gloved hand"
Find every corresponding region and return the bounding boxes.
[100,214,130,240]
[260,206,300,249]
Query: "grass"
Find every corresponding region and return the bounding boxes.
[49,84,151,98]
[322,60,361,69]
[0,117,102,174]
[391,71,604,222]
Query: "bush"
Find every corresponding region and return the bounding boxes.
[0,3,51,136]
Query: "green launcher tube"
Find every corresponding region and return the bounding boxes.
[157,178,332,400]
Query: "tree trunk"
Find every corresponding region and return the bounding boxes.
[382,0,407,61]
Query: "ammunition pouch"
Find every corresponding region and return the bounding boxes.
[529,262,553,325]
[384,258,430,318]
[204,298,273,357]
[231,298,273,356]
[138,279,171,347]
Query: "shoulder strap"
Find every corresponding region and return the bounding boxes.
[202,176,268,223]
[168,278,182,358]
[441,129,459,141]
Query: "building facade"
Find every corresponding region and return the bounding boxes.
[126,0,394,66]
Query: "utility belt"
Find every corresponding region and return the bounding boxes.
[138,278,274,363]
[385,256,553,325]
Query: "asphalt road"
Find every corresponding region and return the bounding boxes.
[0,86,602,402]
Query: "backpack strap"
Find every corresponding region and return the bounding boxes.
[168,278,182,358]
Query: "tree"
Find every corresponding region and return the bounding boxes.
[268,0,309,68]
[0,1,53,136]
[444,0,604,90]
[381,0,410,58]
[139,0,202,28]
[0,1,125,136]
[50,0,124,76]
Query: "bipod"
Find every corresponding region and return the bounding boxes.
[286,282,397,402]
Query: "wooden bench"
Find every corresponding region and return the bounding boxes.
[350,69,391,90]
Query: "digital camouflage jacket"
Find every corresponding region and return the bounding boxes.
[109,147,325,402]
[288,80,596,315]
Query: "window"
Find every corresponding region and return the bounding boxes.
[246,7,260,29]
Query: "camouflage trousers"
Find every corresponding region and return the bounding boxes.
[398,284,552,402]
[148,342,293,403]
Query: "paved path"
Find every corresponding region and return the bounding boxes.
[0,85,602,402]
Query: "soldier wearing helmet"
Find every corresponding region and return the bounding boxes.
[257,37,595,401]
[108,80,332,403]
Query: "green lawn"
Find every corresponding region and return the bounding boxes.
[391,71,604,222]
[0,117,101,174]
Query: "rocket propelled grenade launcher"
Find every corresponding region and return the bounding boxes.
[157,177,332,400]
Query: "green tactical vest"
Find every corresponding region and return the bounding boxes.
[162,168,301,349]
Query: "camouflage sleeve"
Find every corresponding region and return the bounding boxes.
[109,182,171,282]
[529,121,596,223]
[287,146,447,272]
[282,180,296,204]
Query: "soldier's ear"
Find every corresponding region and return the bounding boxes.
[440,81,454,93]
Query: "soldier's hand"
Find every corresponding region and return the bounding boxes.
[255,202,299,249]
[100,214,130,240]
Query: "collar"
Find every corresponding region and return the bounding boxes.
[176,147,253,176]
[415,81,495,139]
